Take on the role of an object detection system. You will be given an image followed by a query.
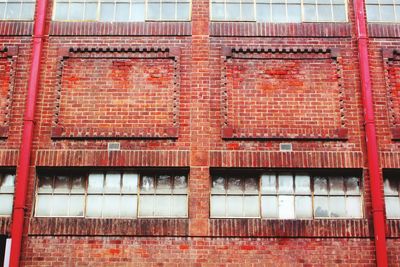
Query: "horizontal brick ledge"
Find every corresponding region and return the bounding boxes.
[0,217,11,235]
[0,21,34,36]
[386,220,400,238]
[368,23,400,38]
[0,149,19,166]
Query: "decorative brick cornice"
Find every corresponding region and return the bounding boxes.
[0,21,33,36]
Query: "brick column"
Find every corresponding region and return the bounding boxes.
[189,0,210,236]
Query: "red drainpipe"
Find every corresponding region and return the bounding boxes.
[9,0,48,264]
[353,0,388,265]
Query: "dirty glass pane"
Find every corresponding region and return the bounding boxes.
[155,195,171,216]
[120,195,137,218]
[139,195,154,217]
[141,176,155,193]
[295,196,312,218]
[86,195,103,217]
[278,174,293,194]
[384,177,398,195]
[84,3,97,20]
[54,176,70,193]
[122,173,138,193]
[346,196,362,218]
[212,176,225,193]
[244,195,259,217]
[100,2,114,21]
[35,195,52,216]
[88,173,104,193]
[314,196,329,217]
[329,177,344,195]
[278,195,295,219]
[104,172,121,193]
[5,3,20,19]
[1,174,15,193]
[345,177,360,195]
[314,177,328,195]
[68,195,85,216]
[51,195,69,216]
[38,176,53,193]
[226,3,240,19]
[71,176,85,193]
[115,2,129,21]
[385,197,400,218]
[261,174,276,193]
[131,2,145,21]
[227,177,242,193]
[212,3,225,20]
[295,175,310,194]
[0,194,12,215]
[174,175,187,194]
[226,195,243,217]
[20,3,34,19]
[102,195,120,217]
[69,2,84,20]
[244,177,258,194]
[329,196,346,217]
[156,175,172,193]
[172,195,187,217]
[261,196,278,218]
[211,195,225,217]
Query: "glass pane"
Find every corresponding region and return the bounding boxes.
[314,196,329,217]
[345,177,360,195]
[211,195,226,217]
[157,175,172,193]
[1,174,15,193]
[278,195,295,219]
[131,2,145,21]
[51,195,69,216]
[278,174,293,194]
[329,196,346,217]
[271,4,286,22]
[122,173,138,193]
[244,195,259,217]
[88,173,104,193]
[332,4,346,21]
[314,177,328,194]
[35,195,52,216]
[396,6,400,21]
[366,5,380,21]
[54,176,70,193]
[86,195,103,217]
[226,195,243,217]
[212,176,225,193]
[54,3,69,20]
[226,3,240,20]
[161,2,174,20]
[0,3,5,19]
[115,3,129,21]
[176,2,189,20]
[102,195,120,217]
[212,3,225,20]
[346,196,362,218]
[71,176,85,193]
[287,4,301,22]
[329,177,344,195]
[69,3,84,20]
[261,174,276,193]
[256,3,269,22]
[104,172,121,193]
[120,195,137,218]
[227,177,243,193]
[141,176,155,193]
[20,3,34,19]
[68,195,85,216]
[100,3,114,21]
[317,4,332,21]
[0,194,12,215]
[381,5,395,21]
[155,195,171,216]
[244,177,258,194]
[139,195,154,217]
[174,175,187,193]
[171,195,188,217]
[84,3,98,20]
[242,3,254,20]
[303,4,317,21]
[261,196,278,218]
[295,196,312,218]
[6,3,21,19]
[38,176,53,193]
[385,197,400,218]
[384,178,398,195]
[147,3,160,20]
[295,175,310,194]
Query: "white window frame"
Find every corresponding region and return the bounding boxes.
[0,0,35,21]
[0,173,15,217]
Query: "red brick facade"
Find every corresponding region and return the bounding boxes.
[0,0,399,264]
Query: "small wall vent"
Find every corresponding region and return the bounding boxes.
[279,143,292,152]
[107,142,121,151]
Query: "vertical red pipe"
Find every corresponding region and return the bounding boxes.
[9,0,48,264]
[353,0,388,265]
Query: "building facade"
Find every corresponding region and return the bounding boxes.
[0,0,400,265]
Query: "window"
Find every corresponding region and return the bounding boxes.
[52,0,191,21]
[384,175,400,219]
[210,171,363,219]
[366,0,400,22]
[210,0,347,22]
[0,0,35,20]
[35,170,188,218]
[0,174,15,216]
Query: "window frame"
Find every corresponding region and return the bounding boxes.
[365,0,400,23]
[0,172,16,217]
[0,0,36,21]
[383,170,400,219]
